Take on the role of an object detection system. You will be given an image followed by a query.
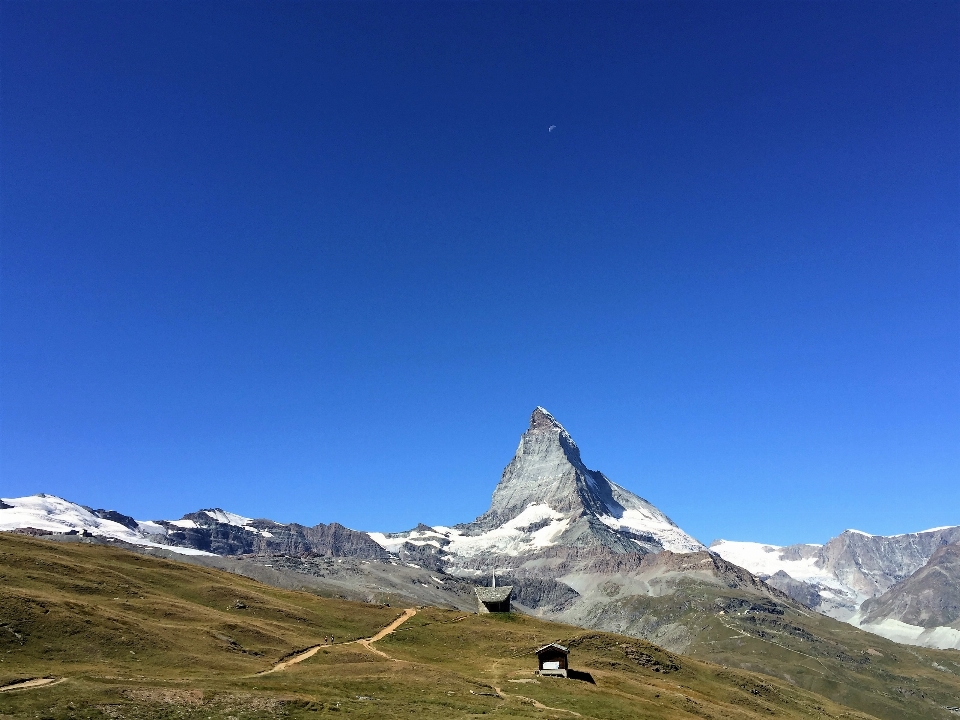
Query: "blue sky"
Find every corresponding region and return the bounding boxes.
[2,1,957,546]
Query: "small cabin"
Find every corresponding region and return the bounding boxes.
[475,586,513,613]
[536,643,569,678]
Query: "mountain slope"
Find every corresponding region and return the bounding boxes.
[0,533,918,720]
[544,549,960,720]
[853,544,960,649]
[0,494,389,560]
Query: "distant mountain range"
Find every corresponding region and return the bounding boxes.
[3,407,957,651]
[710,527,960,649]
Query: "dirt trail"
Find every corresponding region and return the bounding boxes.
[261,644,328,674]
[356,607,416,659]
[492,685,582,716]
[260,608,417,674]
[0,678,63,692]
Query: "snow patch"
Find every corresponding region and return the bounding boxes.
[443,503,571,557]
[842,525,959,538]
[887,525,959,537]
[203,509,253,526]
[371,504,572,560]
[136,520,168,536]
[598,505,704,553]
[711,540,825,583]
[169,519,199,529]
[199,509,274,537]
[850,613,960,651]
[367,527,444,554]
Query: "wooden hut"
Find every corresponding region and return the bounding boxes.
[536,643,569,678]
[475,585,513,613]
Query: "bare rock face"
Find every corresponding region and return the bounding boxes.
[765,570,823,608]
[154,512,391,560]
[490,576,581,612]
[818,528,960,599]
[860,544,960,628]
[473,407,612,528]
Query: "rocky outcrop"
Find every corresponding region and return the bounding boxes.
[469,407,616,530]
[765,570,823,608]
[397,541,446,572]
[481,575,581,612]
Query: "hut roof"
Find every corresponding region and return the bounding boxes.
[536,643,569,654]
[474,586,513,603]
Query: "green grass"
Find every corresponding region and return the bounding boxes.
[0,534,954,719]
[586,580,960,720]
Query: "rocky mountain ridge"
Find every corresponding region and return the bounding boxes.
[850,543,960,649]
[712,528,960,616]
[711,526,960,649]
[2,407,956,652]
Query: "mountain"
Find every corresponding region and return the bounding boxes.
[10,531,927,720]
[710,526,960,649]
[3,407,957,663]
[853,543,960,650]
[0,494,212,555]
[368,407,704,577]
[9,531,960,720]
[4,408,701,571]
[152,509,390,559]
[0,493,389,560]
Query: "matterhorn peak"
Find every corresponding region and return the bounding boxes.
[462,408,704,555]
[472,407,612,530]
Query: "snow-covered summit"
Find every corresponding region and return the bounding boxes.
[369,407,705,568]
[840,526,958,538]
[0,494,214,555]
[476,407,703,552]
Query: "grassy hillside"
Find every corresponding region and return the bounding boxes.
[0,534,952,719]
[564,577,960,719]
